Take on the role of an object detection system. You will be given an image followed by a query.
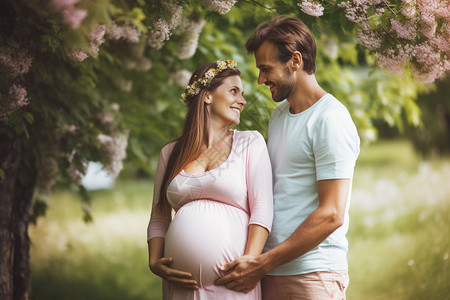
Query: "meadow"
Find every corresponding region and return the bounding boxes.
[29,139,449,300]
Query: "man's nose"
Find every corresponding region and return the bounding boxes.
[257,72,266,85]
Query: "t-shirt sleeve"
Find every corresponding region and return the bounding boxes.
[246,131,274,232]
[147,144,173,241]
[313,110,360,180]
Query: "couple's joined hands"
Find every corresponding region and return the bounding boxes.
[215,255,265,293]
[150,255,265,293]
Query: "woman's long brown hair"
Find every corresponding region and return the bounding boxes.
[156,63,241,213]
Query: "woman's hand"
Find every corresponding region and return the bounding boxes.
[150,257,199,289]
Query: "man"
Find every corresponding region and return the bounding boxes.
[215,15,360,299]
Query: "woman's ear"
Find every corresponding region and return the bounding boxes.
[204,91,213,104]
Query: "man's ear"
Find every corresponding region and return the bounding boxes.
[290,51,303,71]
[204,91,212,104]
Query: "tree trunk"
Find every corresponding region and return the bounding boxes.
[0,135,34,300]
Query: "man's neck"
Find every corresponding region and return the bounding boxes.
[287,73,327,114]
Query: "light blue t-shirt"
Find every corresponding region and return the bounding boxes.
[264,94,360,275]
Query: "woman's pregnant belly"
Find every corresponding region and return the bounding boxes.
[164,200,249,286]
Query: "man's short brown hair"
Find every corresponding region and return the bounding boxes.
[246,15,317,74]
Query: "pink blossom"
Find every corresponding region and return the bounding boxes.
[201,0,237,14]
[97,133,128,177]
[430,34,450,52]
[298,0,324,17]
[65,24,105,61]
[420,19,437,39]
[417,0,450,19]
[51,0,87,29]
[357,31,382,50]
[66,48,88,61]
[374,49,407,77]
[167,4,183,29]
[89,24,106,56]
[400,1,417,19]
[176,18,206,59]
[411,58,449,83]
[50,0,79,11]
[8,84,29,108]
[107,23,141,43]
[148,19,171,50]
[0,84,30,121]
[0,47,33,78]
[61,7,87,29]
[338,1,370,23]
[414,42,441,65]
[390,19,417,40]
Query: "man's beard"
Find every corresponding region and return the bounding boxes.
[271,67,295,102]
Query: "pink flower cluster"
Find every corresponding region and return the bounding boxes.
[0,84,30,121]
[66,150,88,183]
[390,19,417,40]
[107,22,141,43]
[338,0,450,83]
[0,47,33,78]
[66,24,106,61]
[298,0,324,17]
[50,0,87,29]
[201,0,237,14]
[176,17,206,59]
[148,4,183,49]
[97,133,128,177]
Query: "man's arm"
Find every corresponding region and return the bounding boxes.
[215,178,350,291]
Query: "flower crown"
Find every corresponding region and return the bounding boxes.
[181,59,237,103]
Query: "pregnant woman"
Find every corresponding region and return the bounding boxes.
[147,60,273,299]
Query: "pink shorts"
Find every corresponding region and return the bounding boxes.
[262,270,349,300]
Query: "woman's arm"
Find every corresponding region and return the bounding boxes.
[147,144,198,289]
[244,224,269,256]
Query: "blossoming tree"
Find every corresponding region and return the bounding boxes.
[0,0,448,299]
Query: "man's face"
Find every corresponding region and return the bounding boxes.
[254,41,295,102]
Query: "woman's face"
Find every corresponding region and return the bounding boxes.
[206,75,246,127]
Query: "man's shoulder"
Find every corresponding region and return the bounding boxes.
[315,94,351,118]
[270,100,289,119]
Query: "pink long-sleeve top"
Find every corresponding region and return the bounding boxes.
[147,130,273,240]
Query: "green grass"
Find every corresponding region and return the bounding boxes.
[29,139,450,300]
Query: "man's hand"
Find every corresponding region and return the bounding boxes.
[214,255,266,293]
[150,257,198,289]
